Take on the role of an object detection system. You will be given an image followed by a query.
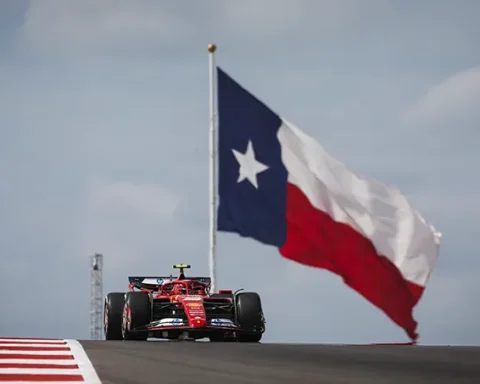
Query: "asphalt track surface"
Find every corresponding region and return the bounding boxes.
[80,341,480,384]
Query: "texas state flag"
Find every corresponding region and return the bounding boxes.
[216,67,442,341]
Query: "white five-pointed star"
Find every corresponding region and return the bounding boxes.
[231,140,269,189]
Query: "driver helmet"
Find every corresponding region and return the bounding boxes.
[174,283,187,295]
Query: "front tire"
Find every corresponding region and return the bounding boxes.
[104,292,125,340]
[235,292,265,343]
[121,292,151,341]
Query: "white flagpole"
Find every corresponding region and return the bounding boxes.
[208,43,217,293]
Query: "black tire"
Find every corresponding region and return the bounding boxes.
[235,292,265,343]
[121,292,151,341]
[104,292,125,340]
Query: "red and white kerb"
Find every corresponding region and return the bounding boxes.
[0,338,101,383]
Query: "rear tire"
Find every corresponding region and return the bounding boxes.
[121,292,151,341]
[104,292,125,340]
[235,292,265,343]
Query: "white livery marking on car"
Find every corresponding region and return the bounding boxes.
[150,318,185,327]
[210,319,235,327]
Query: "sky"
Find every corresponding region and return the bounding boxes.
[0,0,479,345]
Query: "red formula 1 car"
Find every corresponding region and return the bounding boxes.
[103,264,265,342]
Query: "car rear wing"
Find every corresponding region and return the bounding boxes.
[128,276,212,290]
[128,276,174,290]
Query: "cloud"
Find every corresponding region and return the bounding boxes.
[17,0,395,57]
[89,179,180,220]
[219,0,392,38]
[19,0,193,55]
[85,179,184,276]
[395,66,480,213]
[403,66,480,128]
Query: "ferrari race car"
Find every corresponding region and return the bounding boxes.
[103,264,266,342]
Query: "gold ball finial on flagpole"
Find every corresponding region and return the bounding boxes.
[207,43,217,53]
